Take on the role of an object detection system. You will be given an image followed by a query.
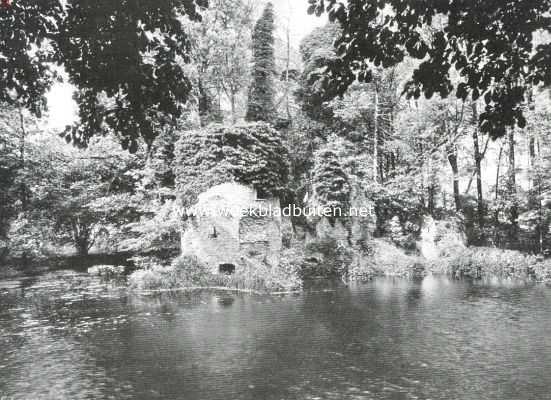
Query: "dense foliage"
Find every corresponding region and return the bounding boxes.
[181,0,254,125]
[295,23,341,122]
[0,106,23,241]
[60,0,207,151]
[175,122,289,207]
[0,0,62,115]
[312,149,351,216]
[1,0,206,151]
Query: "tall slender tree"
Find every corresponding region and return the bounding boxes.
[246,2,276,122]
[471,101,485,232]
[507,128,519,242]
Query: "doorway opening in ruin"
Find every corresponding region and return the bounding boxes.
[219,263,236,275]
[256,187,269,200]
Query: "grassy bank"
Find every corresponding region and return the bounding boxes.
[348,239,551,283]
[6,241,551,291]
[128,254,302,293]
[430,247,551,282]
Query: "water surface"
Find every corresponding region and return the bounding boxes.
[1,272,550,399]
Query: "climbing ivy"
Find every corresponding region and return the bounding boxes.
[245,3,276,123]
[175,122,289,206]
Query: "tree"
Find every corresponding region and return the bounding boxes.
[184,0,255,124]
[312,148,351,225]
[307,0,551,139]
[330,68,402,185]
[0,0,62,115]
[2,1,206,152]
[0,103,43,245]
[470,101,486,232]
[506,128,519,241]
[0,105,24,240]
[522,91,551,253]
[24,136,144,256]
[438,99,470,213]
[59,0,206,152]
[245,2,276,122]
[295,23,342,123]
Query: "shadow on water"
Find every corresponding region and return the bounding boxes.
[2,251,137,277]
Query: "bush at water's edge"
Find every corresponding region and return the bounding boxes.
[348,239,425,281]
[128,254,302,293]
[340,239,551,283]
[429,247,551,282]
[127,239,551,293]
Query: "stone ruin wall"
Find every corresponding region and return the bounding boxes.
[181,183,282,274]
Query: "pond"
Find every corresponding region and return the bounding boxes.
[1,271,551,400]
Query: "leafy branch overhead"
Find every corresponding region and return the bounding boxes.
[1,0,207,152]
[60,0,208,152]
[307,0,551,139]
[0,0,63,115]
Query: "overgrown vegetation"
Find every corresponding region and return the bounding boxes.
[175,122,289,207]
[311,149,351,224]
[428,247,551,283]
[129,255,302,293]
[3,0,551,289]
[245,2,276,123]
[348,239,424,281]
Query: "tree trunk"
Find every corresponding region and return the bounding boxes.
[536,134,544,254]
[284,16,291,121]
[373,90,379,184]
[427,150,436,216]
[18,107,25,167]
[76,240,90,257]
[447,143,461,212]
[528,88,536,190]
[18,107,28,210]
[529,136,536,168]
[494,143,504,246]
[230,92,237,124]
[72,220,91,257]
[428,182,436,216]
[508,128,519,242]
[472,102,484,230]
[197,79,211,127]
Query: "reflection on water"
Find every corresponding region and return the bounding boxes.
[1,271,551,400]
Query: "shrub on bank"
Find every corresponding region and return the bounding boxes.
[128,265,166,290]
[431,247,551,281]
[128,255,213,291]
[345,241,551,282]
[128,243,551,293]
[223,258,302,292]
[128,254,302,293]
[297,237,425,282]
[302,238,354,279]
[348,239,425,281]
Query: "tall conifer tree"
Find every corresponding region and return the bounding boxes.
[246,2,276,122]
